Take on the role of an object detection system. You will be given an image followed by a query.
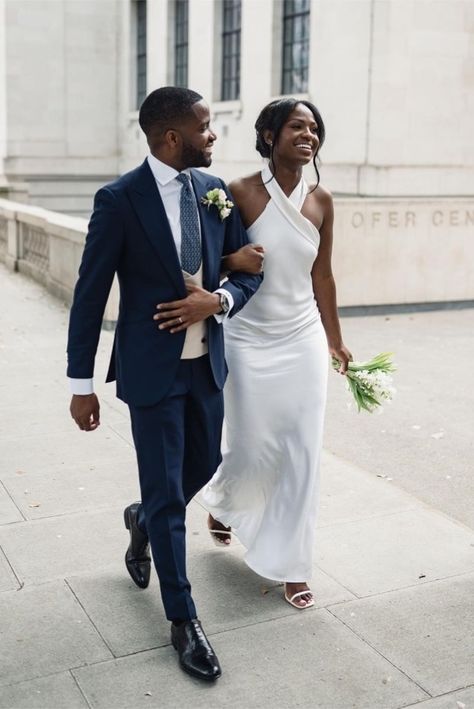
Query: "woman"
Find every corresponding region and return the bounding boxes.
[201,98,352,609]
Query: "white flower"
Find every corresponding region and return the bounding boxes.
[332,352,396,414]
[201,188,233,221]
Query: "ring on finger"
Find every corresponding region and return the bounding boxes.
[178,317,183,324]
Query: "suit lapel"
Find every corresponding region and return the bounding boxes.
[128,160,186,296]
[190,169,220,284]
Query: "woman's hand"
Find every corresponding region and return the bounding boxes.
[329,344,353,375]
[222,244,265,275]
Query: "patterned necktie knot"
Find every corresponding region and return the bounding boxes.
[176,172,201,275]
[176,172,190,187]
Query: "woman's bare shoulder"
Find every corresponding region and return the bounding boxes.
[229,172,263,197]
[308,181,333,205]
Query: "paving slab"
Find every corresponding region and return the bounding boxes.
[73,610,428,709]
[0,547,20,592]
[67,545,354,658]
[315,507,474,596]
[108,420,134,447]
[0,483,24,525]
[0,427,135,478]
[404,686,474,708]
[1,264,473,708]
[2,456,140,520]
[0,399,127,439]
[0,508,127,585]
[329,573,474,697]
[325,309,474,530]
[0,581,112,687]
[0,380,65,411]
[0,499,234,588]
[318,450,417,528]
[0,671,89,709]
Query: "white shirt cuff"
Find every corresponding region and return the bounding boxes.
[68,378,94,395]
[213,288,234,323]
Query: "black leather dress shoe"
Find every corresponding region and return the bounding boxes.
[124,503,151,589]
[171,619,222,681]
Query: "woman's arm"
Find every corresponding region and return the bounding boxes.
[221,244,264,275]
[220,176,266,276]
[311,189,352,373]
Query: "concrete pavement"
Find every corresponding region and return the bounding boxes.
[0,263,473,709]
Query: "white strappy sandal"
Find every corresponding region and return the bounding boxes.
[208,528,232,546]
[207,514,232,547]
[284,587,315,610]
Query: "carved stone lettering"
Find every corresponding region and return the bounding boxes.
[351,212,364,228]
[348,208,472,230]
[388,211,399,228]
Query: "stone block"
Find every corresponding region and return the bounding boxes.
[67,543,354,658]
[2,458,140,520]
[0,508,127,585]
[0,581,112,686]
[72,611,427,708]
[318,451,416,528]
[329,573,474,696]
[0,547,19,592]
[315,507,474,596]
[0,485,23,525]
[0,671,89,709]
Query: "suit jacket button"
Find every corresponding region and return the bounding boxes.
[201,337,207,343]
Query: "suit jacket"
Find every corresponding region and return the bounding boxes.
[67,159,262,406]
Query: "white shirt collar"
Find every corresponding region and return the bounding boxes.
[147,154,191,186]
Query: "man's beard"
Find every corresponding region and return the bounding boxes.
[181,141,212,168]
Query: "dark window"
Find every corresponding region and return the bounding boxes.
[221,0,241,101]
[281,0,310,95]
[136,0,147,108]
[174,0,189,87]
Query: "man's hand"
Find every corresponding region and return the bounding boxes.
[222,244,264,275]
[154,284,221,333]
[70,393,100,431]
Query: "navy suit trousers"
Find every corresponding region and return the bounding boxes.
[128,355,224,621]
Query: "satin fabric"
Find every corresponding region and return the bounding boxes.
[202,166,328,581]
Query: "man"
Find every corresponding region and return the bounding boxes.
[67,87,263,681]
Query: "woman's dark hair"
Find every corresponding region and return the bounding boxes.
[139,86,203,136]
[255,98,326,187]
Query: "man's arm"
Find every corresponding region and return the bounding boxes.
[153,181,262,333]
[67,187,124,430]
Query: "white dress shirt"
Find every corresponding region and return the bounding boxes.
[68,154,233,395]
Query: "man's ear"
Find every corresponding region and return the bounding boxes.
[164,129,181,149]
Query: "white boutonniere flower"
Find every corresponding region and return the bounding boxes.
[201,188,234,221]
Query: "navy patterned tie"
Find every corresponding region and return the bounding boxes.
[176,172,201,275]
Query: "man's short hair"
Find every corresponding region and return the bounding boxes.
[138,86,203,136]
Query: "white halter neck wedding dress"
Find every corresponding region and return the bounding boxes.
[202,165,328,581]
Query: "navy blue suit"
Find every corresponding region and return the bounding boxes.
[67,159,262,620]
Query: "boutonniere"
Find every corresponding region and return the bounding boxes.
[201,188,234,221]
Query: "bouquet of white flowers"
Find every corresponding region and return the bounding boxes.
[332,352,396,413]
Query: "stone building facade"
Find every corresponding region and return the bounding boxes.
[0,0,473,305]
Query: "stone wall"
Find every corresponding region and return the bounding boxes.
[0,198,118,326]
[1,196,472,315]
